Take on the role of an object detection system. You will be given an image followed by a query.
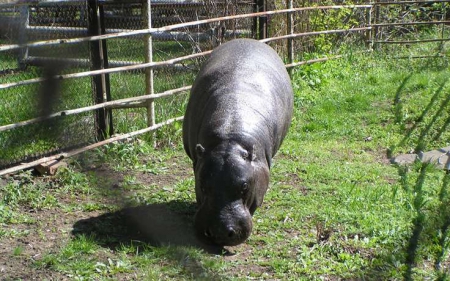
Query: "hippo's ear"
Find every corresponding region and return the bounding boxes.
[195,144,205,158]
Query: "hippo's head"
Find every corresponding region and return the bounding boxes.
[192,141,270,246]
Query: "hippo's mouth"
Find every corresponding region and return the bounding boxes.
[202,226,250,246]
[195,227,251,246]
[193,206,253,246]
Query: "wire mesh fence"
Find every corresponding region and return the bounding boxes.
[373,1,449,50]
[0,1,96,169]
[0,0,259,172]
[0,0,449,174]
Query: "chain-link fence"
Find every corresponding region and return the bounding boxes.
[373,1,449,52]
[0,0,449,174]
[0,1,95,170]
[0,0,258,172]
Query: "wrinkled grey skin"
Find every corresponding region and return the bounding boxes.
[183,39,293,246]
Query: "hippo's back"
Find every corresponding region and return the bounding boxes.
[183,39,293,161]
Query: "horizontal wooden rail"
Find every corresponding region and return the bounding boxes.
[261,26,371,43]
[0,116,184,177]
[373,38,450,44]
[0,4,372,52]
[285,50,371,68]
[0,0,86,7]
[0,86,191,132]
[372,21,450,27]
[24,56,192,70]
[0,26,373,90]
[375,0,450,5]
[392,54,447,59]
[0,51,212,89]
[22,27,247,42]
[286,55,344,68]
[0,0,254,7]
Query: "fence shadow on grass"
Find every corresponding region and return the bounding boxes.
[398,163,450,281]
[388,56,450,158]
[356,165,450,281]
[383,58,450,280]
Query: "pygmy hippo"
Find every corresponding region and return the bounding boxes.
[182,38,293,246]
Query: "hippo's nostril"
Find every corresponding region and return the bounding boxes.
[227,227,236,238]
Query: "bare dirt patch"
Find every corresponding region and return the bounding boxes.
[223,243,274,278]
[0,208,103,280]
[0,151,225,280]
[279,172,310,195]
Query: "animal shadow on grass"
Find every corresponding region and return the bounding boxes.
[71,152,225,255]
[71,201,224,255]
[70,158,229,279]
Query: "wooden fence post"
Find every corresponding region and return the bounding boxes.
[287,0,294,75]
[88,0,113,141]
[366,3,373,50]
[441,3,447,42]
[143,0,156,146]
[18,5,29,69]
[374,0,380,50]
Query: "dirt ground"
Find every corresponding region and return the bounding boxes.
[1,209,97,280]
[0,154,253,280]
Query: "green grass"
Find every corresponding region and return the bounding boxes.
[1,39,450,279]
[0,40,197,165]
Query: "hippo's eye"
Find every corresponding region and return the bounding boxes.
[241,182,249,195]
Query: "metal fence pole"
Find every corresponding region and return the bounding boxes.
[143,0,155,144]
[99,3,113,137]
[257,0,267,39]
[252,0,257,38]
[88,0,112,141]
[18,5,29,69]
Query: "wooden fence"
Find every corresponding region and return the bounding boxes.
[0,0,449,176]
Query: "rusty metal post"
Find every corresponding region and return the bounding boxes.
[88,0,112,141]
[257,0,267,39]
[99,3,113,137]
[252,0,257,38]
